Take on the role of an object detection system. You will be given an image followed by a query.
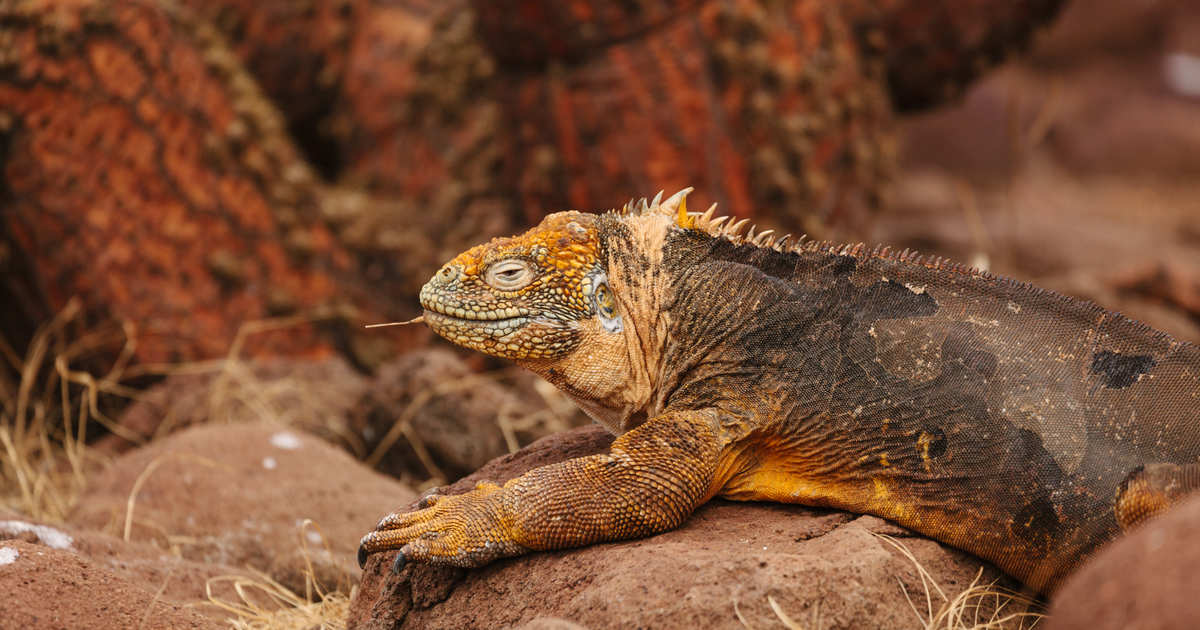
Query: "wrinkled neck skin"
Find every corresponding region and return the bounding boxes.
[523,214,676,436]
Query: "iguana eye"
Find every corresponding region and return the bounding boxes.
[595,284,617,319]
[485,259,535,291]
[592,279,623,333]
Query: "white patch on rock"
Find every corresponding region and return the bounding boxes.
[262,456,278,470]
[0,546,18,566]
[1164,52,1200,97]
[0,521,73,550]
[305,530,323,545]
[270,431,302,450]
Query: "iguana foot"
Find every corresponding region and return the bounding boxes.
[357,481,531,571]
[1114,463,1200,531]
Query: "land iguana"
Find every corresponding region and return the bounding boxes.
[358,189,1200,593]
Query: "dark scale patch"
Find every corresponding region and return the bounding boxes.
[830,255,857,278]
[1089,350,1157,390]
[942,335,998,379]
[662,229,800,284]
[1012,495,1061,550]
[1004,428,1064,549]
[916,427,947,460]
[855,279,939,322]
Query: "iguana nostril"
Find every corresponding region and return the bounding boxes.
[436,266,459,284]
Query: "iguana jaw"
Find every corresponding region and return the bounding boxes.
[420,309,582,361]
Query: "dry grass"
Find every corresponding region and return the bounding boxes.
[873,534,1045,630]
[1,297,122,522]
[735,534,1045,630]
[207,522,354,630]
[0,303,361,629]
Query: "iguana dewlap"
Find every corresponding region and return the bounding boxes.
[359,189,1200,594]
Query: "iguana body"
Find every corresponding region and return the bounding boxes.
[360,190,1200,593]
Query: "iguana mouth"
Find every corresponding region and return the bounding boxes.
[422,300,531,322]
[422,310,531,331]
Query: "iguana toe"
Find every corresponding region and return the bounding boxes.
[359,483,531,569]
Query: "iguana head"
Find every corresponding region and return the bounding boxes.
[418,211,620,362]
[416,189,698,431]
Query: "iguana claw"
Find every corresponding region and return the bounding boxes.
[357,481,531,570]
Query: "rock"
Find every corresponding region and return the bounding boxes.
[0,539,223,630]
[351,347,588,484]
[0,0,351,362]
[518,619,590,630]
[105,356,370,455]
[0,517,266,622]
[347,425,1021,630]
[69,422,418,595]
[1045,495,1200,630]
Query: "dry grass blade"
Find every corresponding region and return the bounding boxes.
[875,533,946,626]
[137,555,182,630]
[210,305,363,424]
[207,522,354,630]
[124,452,235,542]
[873,533,1046,630]
[927,570,1045,630]
[13,297,82,445]
[734,599,758,630]
[768,594,808,630]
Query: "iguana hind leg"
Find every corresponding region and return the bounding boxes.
[1114,463,1200,531]
[358,409,727,570]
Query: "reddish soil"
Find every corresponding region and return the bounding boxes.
[0,517,264,623]
[0,539,222,630]
[69,422,417,595]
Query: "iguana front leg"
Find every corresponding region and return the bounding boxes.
[358,410,727,571]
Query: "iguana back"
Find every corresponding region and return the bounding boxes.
[360,190,1200,593]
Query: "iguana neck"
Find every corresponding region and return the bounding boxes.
[523,213,678,435]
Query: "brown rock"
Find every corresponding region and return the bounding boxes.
[174,0,358,177]
[0,517,266,622]
[843,0,1067,111]
[0,0,351,362]
[898,0,1200,182]
[518,619,590,630]
[470,0,695,65]
[0,539,223,630]
[107,356,370,454]
[348,425,1023,630]
[163,0,1064,308]
[68,422,418,595]
[352,347,588,484]
[1045,495,1200,630]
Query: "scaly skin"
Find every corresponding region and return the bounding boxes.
[359,189,1200,593]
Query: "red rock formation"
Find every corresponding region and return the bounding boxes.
[0,0,351,362]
